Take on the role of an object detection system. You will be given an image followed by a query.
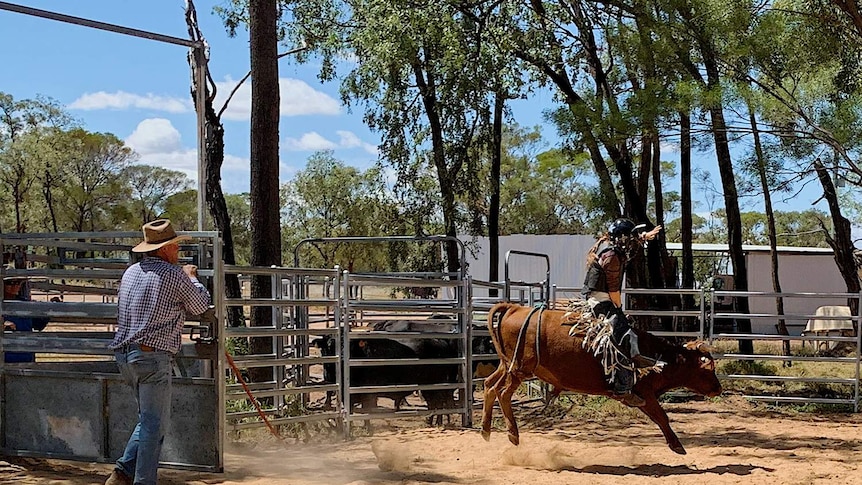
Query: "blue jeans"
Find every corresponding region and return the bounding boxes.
[114,345,172,485]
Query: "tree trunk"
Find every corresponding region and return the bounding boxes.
[679,111,696,323]
[637,134,651,204]
[582,129,622,217]
[249,0,282,384]
[489,91,503,296]
[186,1,246,328]
[412,60,460,275]
[43,166,58,233]
[748,107,790,359]
[703,49,752,354]
[814,160,861,318]
[204,105,245,328]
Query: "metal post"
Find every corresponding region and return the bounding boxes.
[194,47,207,231]
[707,287,715,345]
[856,291,861,412]
[212,234,225,472]
[464,275,473,427]
[341,270,351,437]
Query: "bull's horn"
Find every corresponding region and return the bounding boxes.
[684,340,714,352]
[697,342,716,353]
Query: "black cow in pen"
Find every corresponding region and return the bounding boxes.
[313,331,459,425]
[371,317,498,380]
[370,319,461,426]
[311,335,411,412]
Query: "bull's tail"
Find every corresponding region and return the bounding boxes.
[487,302,518,369]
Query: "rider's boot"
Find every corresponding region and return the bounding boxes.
[612,367,646,407]
[624,330,667,370]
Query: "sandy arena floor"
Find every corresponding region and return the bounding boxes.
[2,396,862,484]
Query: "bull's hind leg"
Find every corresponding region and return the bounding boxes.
[481,363,506,441]
[497,374,522,446]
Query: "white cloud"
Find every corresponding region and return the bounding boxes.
[284,130,379,155]
[337,130,379,155]
[336,130,362,148]
[125,118,183,155]
[214,76,342,121]
[284,132,338,151]
[69,91,190,113]
[124,118,249,183]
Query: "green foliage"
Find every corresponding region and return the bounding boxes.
[0,92,201,234]
[161,189,198,231]
[225,193,252,265]
[124,165,193,226]
[720,359,778,377]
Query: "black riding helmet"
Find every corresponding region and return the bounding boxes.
[608,218,649,255]
[608,218,636,238]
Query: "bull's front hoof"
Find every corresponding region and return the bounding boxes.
[507,433,520,446]
[481,429,491,442]
[670,443,687,455]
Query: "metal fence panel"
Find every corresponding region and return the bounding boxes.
[0,231,222,471]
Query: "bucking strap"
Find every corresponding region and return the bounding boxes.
[508,304,545,374]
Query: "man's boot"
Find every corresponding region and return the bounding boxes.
[105,469,132,485]
[612,367,645,407]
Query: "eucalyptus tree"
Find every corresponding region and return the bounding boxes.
[161,189,198,231]
[733,83,795,346]
[0,93,34,232]
[475,124,599,235]
[656,0,755,339]
[739,1,862,301]
[272,0,508,273]
[123,165,192,225]
[57,130,134,232]
[473,0,689,327]
[0,93,74,233]
[281,151,391,270]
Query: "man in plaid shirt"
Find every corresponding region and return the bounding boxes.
[106,219,210,485]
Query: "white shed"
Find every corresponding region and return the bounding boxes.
[464,236,855,334]
[667,243,854,334]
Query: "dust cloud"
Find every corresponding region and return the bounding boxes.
[501,443,641,470]
[371,440,417,472]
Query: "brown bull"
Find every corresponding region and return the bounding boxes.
[481,303,722,455]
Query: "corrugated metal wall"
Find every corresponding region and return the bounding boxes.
[463,235,597,289]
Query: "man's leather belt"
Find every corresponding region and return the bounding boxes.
[117,342,156,352]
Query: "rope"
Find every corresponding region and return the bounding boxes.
[224,350,285,442]
[508,303,545,373]
[534,306,544,370]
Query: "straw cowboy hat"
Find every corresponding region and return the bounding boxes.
[132,219,191,253]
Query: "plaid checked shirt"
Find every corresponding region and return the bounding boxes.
[110,256,211,354]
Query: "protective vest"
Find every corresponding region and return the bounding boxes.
[581,242,626,295]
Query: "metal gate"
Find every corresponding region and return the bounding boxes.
[0,231,223,472]
[222,265,343,433]
[296,236,474,429]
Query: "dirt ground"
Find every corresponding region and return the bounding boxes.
[2,396,862,485]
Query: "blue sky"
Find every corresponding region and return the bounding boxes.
[0,0,843,221]
[0,0,559,196]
